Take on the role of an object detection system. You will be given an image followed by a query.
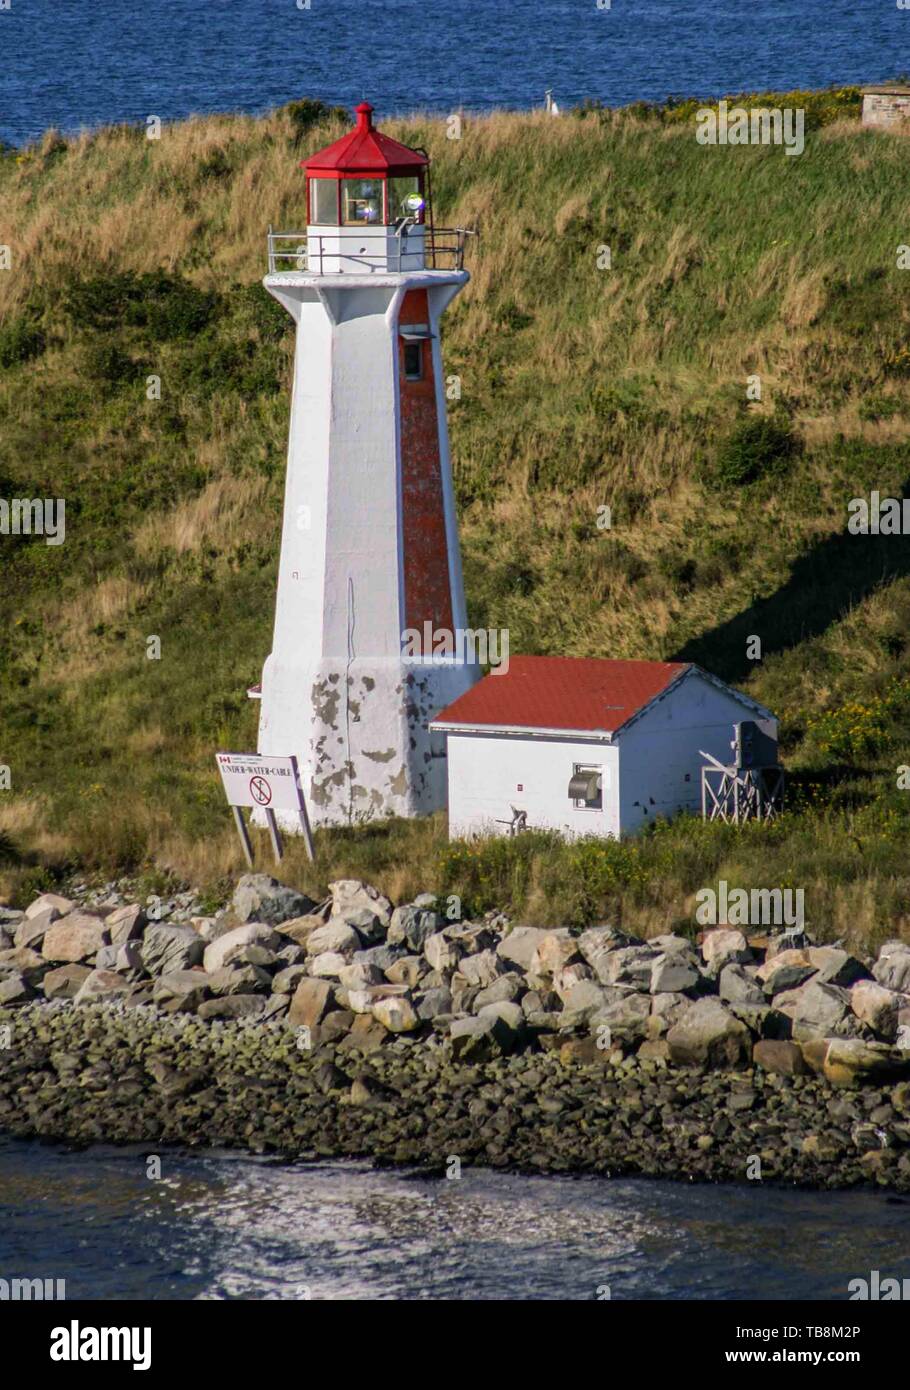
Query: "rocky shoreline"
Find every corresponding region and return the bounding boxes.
[3,873,910,1188]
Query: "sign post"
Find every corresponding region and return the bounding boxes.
[216,753,315,864]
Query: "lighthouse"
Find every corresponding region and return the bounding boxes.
[256,103,479,828]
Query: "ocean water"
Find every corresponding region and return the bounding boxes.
[2,1137,910,1300]
[0,0,905,148]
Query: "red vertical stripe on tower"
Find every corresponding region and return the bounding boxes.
[398,289,454,644]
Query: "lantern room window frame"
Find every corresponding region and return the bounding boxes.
[306,172,427,228]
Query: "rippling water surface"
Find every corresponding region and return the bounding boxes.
[1,0,906,147]
[2,1137,910,1299]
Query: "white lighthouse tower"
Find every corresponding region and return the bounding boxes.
[256,102,479,828]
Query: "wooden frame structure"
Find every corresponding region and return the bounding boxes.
[701,761,785,825]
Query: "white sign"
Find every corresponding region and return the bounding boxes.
[216,752,304,813]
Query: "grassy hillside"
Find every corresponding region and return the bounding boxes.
[2,88,910,945]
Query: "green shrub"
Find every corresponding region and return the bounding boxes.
[714,413,802,486]
[0,316,46,367]
[82,342,136,386]
[283,98,349,142]
[64,270,219,339]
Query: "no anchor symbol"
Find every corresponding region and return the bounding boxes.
[250,775,272,806]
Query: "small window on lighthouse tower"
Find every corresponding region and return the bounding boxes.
[403,342,424,381]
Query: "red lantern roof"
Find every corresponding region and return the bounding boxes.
[302,102,429,177]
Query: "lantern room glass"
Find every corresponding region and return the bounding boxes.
[310,177,338,225]
[341,178,385,225]
[389,176,424,223]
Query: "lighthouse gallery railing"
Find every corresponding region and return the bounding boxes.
[266,227,474,275]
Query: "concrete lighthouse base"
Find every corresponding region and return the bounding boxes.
[256,655,480,830]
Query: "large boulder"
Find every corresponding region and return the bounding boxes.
[752,1039,808,1075]
[329,879,392,929]
[497,926,549,972]
[387,904,442,951]
[650,952,699,994]
[850,980,903,1041]
[807,946,868,988]
[14,907,56,951]
[666,998,752,1068]
[142,923,204,977]
[202,923,280,974]
[197,995,267,1022]
[756,949,817,996]
[775,980,850,1038]
[304,918,363,958]
[700,928,752,971]
[719,963,765,1006]
[232,873,315,927]
[25,892,73,921]
[424,931,462,973]
[589,992,651,1042]
[457,949,503,989]
[823,1039,910,1089]
[597,945,657,989]
[449,1012,516,1061]
[529,930,581,977]
[873,942,910,994]
[153,970,212,1013]
[106,903,147,947]
[0,974,31,1005]
[0,946,49,986]
[42,914,108,963]
[371,994,420,1033]
[73,970,132,1005]
[43,963,92,1000]
[288,977,334,1030]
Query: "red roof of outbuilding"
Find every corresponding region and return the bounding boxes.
[432,656,691,736]
[303,101,428,175]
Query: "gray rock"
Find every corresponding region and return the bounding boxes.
[476,1000,525,1032]
[197,994,267,1021]
[142,924,204,977]
[700,928,752,971]
[14,907,55,951]
[42,963,92,1000]
[449,1012,516,1060]
[203,923,281,973]
[106,903,147,947]
[597,945,656,989]
[354,943,407,973]
[73,970,132,1005]
[329,879,392,929]
[851,979,903,1041]
[650,952,699,994]
[272,964,311,995]
[371,994,420,1033]
[232,873,315,927]
[473,973,526,1010]
[666,998,752,1068]
[153,970,212,1012]
[387,904,442,951]
[304,917,363,958]
[24,892,73,921]
[288,977,334,1029]
[496,926,549,971]
[41,915,109,964]
[424,931,462,973]
[415,987,453,1021]
[719,963,766,1006]
[776,981,851,1038]
[206,964,272,996]
[0,973,31,1005]
[0,947,49,985]
[95,945,120,971]
[874,944,910,994]
[590,992,651,1041]
[457,949,503,989]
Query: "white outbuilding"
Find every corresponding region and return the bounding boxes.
[430,656,778,839]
